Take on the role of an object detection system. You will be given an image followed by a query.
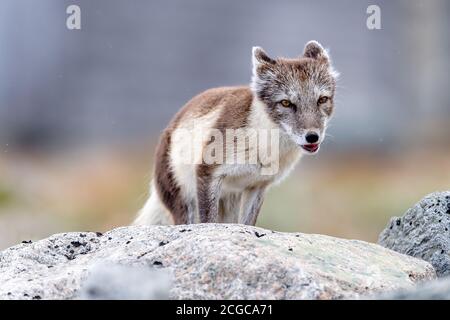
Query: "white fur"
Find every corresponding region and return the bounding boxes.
[170,108,223,200]
[217,97,302,194]
[133,181,173,225]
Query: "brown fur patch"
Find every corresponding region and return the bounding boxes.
[195,163,219,222]
[214,87,254,130]
[154,128,189,224]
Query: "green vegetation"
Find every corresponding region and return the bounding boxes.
[0,186,13,208]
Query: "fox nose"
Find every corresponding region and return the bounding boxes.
[305,132,319,144]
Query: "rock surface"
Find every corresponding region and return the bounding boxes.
[0,224,435,300]
[379,191,450,277]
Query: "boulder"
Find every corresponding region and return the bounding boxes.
[0,224,435,300]
[379,191,450,277]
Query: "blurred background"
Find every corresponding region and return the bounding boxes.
[0,0,449,249]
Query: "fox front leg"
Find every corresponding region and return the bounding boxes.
[239,187,266,226]
[196,166,223,223]
[219,193,242,223]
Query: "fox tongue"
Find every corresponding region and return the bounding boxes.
[302,144,319,152]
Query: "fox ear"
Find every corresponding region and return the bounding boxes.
[252,46,275,75]
[303,40,329,61]
[303,41,339,79]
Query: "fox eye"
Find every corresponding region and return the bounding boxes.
[317,96,329,105]
[280,100,292,107]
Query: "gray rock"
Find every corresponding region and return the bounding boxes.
[0,224,435,300]
[379,191,450,277]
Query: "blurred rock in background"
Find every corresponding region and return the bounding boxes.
[78,263,171,300]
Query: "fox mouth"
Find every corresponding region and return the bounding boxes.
[301,143,320,153]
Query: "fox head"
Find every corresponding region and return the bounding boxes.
[251,40,338,154]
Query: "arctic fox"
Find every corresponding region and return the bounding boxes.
[135,40,338,226]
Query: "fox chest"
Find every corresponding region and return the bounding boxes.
[221,147,301,193]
